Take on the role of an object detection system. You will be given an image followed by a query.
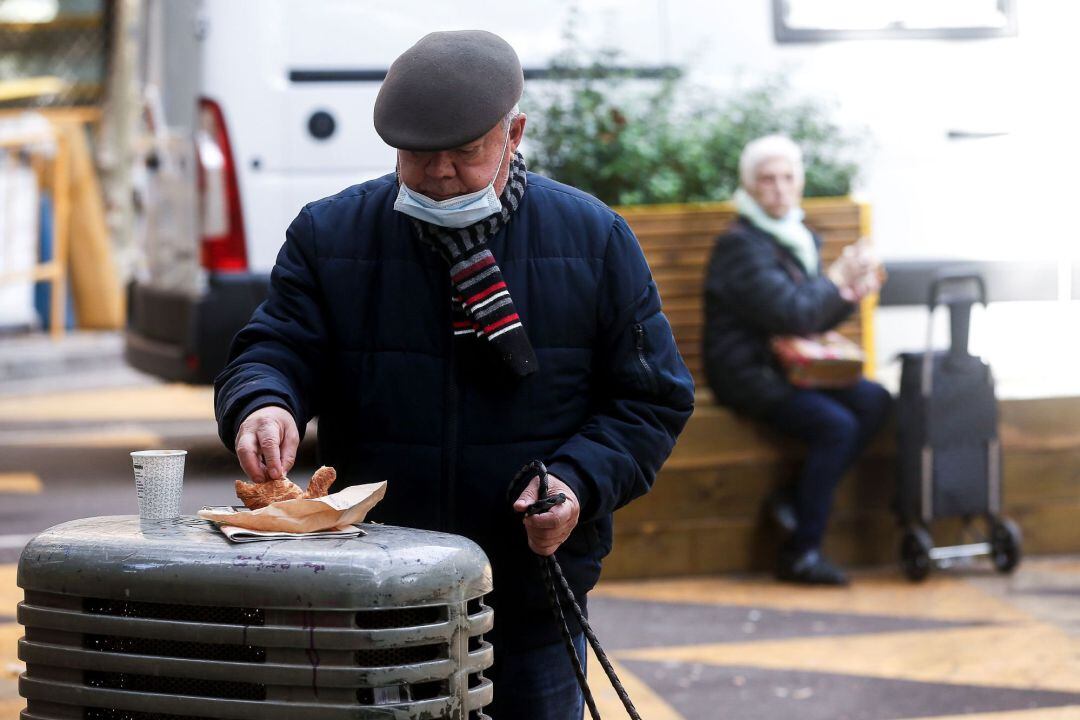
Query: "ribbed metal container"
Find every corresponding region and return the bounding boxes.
[17,515,493,719]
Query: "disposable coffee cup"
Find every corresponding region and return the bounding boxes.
[131,450,187,519]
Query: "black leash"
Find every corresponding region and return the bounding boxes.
[511,460,643,720]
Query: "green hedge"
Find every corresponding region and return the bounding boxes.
[524,54,865,206]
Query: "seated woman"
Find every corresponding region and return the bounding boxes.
[703,135,891,585]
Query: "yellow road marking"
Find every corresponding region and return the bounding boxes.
[0,474,40,494]
[588,648,685,719]
[594,572,1031,624]
[1,563,24,714]
[1034,559,1080,574]
[617,622,1080,694]
[0,384,213,422]
[898,708,1080,720]
[0,566,18,619]
[0,698,26,719]
[0,624,21,673]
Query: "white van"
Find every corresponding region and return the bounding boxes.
[127,0,401,381]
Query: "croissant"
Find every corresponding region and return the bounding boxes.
[235,465,338,510]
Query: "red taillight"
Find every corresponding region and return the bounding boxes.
[197,98,247,272]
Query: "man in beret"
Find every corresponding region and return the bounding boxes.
[215,29,693,719]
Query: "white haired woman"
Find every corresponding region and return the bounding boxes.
[703,135,891,585]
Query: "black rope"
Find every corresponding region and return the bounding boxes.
[512,460,642,720]
[539,554,601,720]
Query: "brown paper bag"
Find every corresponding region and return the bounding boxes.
[198,481,387,534]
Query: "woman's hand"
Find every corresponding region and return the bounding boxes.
[828,239,884,302]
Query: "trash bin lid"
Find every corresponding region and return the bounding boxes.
[18,516,492,609]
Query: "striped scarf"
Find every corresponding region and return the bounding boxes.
[410,152,537,377]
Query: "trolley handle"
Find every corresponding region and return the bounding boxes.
[928,272,986,309]
[921,270,988,395]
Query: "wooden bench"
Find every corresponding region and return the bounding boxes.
[601,200,1080,579]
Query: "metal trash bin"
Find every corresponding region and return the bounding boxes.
[17,515,494,719]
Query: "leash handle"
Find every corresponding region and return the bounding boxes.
[526,493,567,516]
[510,459,568,515]
[535,460,548,497]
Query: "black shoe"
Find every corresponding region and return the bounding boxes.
[776,549,849,586]
[766,488,798,535]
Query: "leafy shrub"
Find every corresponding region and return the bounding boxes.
[524,48,865,205]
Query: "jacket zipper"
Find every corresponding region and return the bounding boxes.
[443,284,459,533]
[633,323,659,393]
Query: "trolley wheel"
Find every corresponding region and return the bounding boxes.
[900,525,934,582]
[990,517,1022,574]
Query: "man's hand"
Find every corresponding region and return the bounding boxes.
[512,474,580,556]
[234,406,299,483]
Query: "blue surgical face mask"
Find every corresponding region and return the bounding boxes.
[394,126,511,228]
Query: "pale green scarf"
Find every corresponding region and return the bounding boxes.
[734,187,818,276]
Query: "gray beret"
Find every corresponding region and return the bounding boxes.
[374,30,523,151]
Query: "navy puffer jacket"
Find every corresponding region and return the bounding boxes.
[215,172,695,649]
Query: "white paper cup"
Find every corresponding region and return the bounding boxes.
[131,450,187,519]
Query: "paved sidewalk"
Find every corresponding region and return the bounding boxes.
[585,559,1080,719]
[0,331,154,398]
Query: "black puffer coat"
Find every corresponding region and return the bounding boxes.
[703,216,854,417]
[215,172,695,649]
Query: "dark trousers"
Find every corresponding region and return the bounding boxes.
[486,632,586,719]
[765,379,892,552]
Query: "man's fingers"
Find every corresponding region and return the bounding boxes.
[512,477,539,511]
[280,421,300,474]
[524,520,571,542]
[234,407,298,483]
[525,530,567,555]
[526,531,567,552]
[255,420,284,480]
[235,431,266,483]
[529,539,559,557]
[524,509,563,529]
[523,502,574,551]
[525,529,562,556]
[524,522,566,540]
[514,473,579,556]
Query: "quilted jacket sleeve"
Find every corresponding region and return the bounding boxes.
[214,206,327,451]
[546,216,695,522]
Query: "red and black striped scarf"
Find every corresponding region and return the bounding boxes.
[409,152,537,377]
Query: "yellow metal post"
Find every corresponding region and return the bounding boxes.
[857,200,878,379]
